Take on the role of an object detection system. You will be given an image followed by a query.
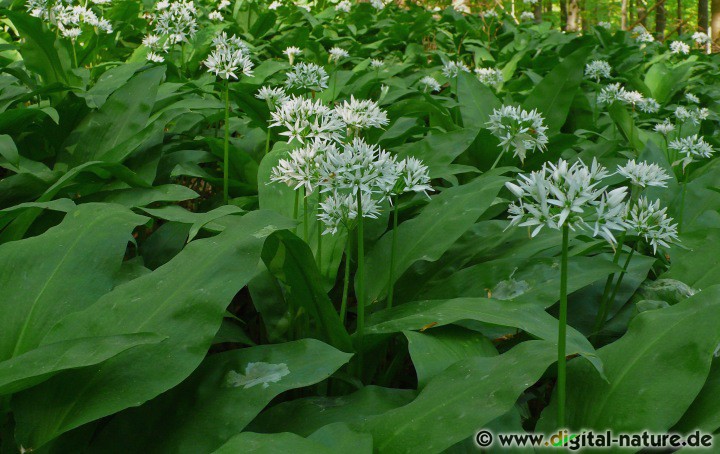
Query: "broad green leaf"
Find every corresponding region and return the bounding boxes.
[12,210,295,449]
[457,71,500,129]
[366,297,603,377]
[362,340,558,453]
[213,424,372,454]
[249,386,416,436]
[537,286,720,435]
[89,339,352,454]
[644,61,694,104]
[262,231,353,352]
[88,185,198,208]
[141,205,244,241]
[0,203,147,362]
[361,173,509,306]
[673,358,720,434]
[76,61,146,109]
[0,333,164,395]
[523,45,590,135]
[405,326,497,389]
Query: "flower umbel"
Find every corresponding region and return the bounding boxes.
[487,105,548,163]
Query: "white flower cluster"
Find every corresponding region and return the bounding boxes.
[256,86,290,110]
[693,32,711,45]
[204,33,253,80]
[520,11,535,21]
[669,134,715,171]
[334,96,389,131]
[633,26,655,43]
[452,0,470,14]
[419,76,441,93]
[270,96,345,144]
[584,60,612,81]
[598,21,611,29]
[669,41,690,55]
[474,67,504,89]
[283,46,302,65]
[285,63,329,92]
[523,0,539,4]
[370,59,385,69]
[442,60,471,79]
[483,9,499,19]
[328,47,350,64]
[27,0,113,40]
[597,83,659,112]
[336,0,351,13]
[505,158,678,252]
[675,106,710,125]
[616,160,671,188]
[654,119,675,135]
[370,0,390,10]
[487,105,548,163]
[153,1,198,45]
[268,1,283,10]
[685,93,700,104]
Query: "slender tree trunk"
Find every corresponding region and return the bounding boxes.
[621,0,629,30]
[699,0,709,32]
[712,0,720,43]
[638,0,647,26]
[560,0,568,31]
[656,0,667,40]
[581,0,589,30]
[567,0,580,31]
[678,0,684,34]
[546,0,553,13]
[534,2,542,23]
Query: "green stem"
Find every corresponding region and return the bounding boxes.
[490,152,504,170]
[678,172,688,233]
[600,248,636,327]
[293,190,300,234]
[356,191,366,372]
[557,225,570,429]
[265,128,271,155]
[592,232,626,334]
[71,41,78,68]
[387,199,398,309]
[303,191,309,242]
[340,230,353,324]
[223,79,230,204]
[317,207,323,268]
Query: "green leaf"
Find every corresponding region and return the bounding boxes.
[262,231,353,352]
[405,326,497,389]
[673,358,720,434]
[89,184,199,208]
[76,62,146,109]
[362,340,558,453]
[361,173,508,306]
[11,210,295,449]
[0,203,147,362]
[523,45,590,135]
[537,285,720,434]
[89,339,352,454]
[644,61,694,104]
[141,205,244,241]
[213,424,372,454]
[366,297,604,377]
[457,71,501,129]
[0,333,164,395]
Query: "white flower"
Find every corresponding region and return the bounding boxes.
[442,60,470,79]
[520,11,535,21]
[256,86,290,110]
[318,192,380,235]
[419,76,441,93]
[654,119,675,135]
[584,60,612,81]
[270,139,338,193]
[370,0,388,10]
[637,97,660,113]
[285,62,329,91]
[62,27,82,40]
[474,67,504,88]
[334,96,389,131]
[154,1,198,45]
[669,134,715,171]
[523,0,538,4]
[452,0,470,14]
[393,157,433,197]
[505,158,625,245]
[283,46,302,65]
[675,106,709,125]
[669,41,690,55]
[483,9,499,19]
[598,21,611,29]
[317,137,398,196]
[335,0,351,13]
[208,10,223,20]
[328,47,350,64]
[146,51,165,63]
[617,160,671,188]
[218,0,231,9]
[204,33,253,80]
[636,31,655,43]
[621,90,645,106]
[370,59,384,69]
[487,105,548,163]
[624,197,679,253]
[685,93,700,104]
[270,96,345,144]
[268,1,282,10]
[693,32,710,45]
[598,83,627,104]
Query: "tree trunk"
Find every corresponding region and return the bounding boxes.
[567,0,580,31]
[712,0,720,42]
[638,0,647,26]
[560,0,568,31]
[699,0,709,32]
[546,0,553,14]
[621,0,629,30]
[581,0,589,30]
[678,0,683,34]
[534,3,542,23]
[656,0,666,40]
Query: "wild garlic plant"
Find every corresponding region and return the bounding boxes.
[486,105,548,168]
[505,157,677,428]
[584,60,612,122]
[203,32,254,204]
[144,0,199,72]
